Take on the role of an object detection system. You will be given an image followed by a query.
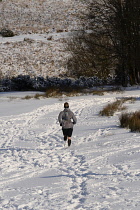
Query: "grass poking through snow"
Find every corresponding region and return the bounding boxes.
[99,97,136,116]
[120,111,140,132]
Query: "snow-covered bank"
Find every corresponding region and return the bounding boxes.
[0,90,140,209]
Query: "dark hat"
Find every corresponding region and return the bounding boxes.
[64,102,69,108]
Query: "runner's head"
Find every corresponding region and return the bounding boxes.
[64,102,69,108]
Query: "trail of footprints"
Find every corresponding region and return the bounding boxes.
[1,97,124,209]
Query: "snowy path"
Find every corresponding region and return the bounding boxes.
[0,92,140,209]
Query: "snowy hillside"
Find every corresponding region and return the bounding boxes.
[0,0,87,78]
[0,0,86,34]
[0,89,140,209]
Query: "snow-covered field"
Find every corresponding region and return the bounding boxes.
[0,89,140,210]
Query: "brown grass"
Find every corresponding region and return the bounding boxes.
[22,86,85,99]
[99,99,126,116]
[23,95,33,100]
[120,111,140,132]
[99,97,136,116]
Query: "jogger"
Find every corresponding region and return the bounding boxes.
[58,102,77,146]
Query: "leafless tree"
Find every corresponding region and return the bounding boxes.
[101,0,140,85]
[66,0,140,86]
[66,31,115,79]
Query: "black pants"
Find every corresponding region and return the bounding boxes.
[62,128,73,140]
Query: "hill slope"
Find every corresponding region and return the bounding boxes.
[0,0,87,79]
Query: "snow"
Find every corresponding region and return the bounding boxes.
[0,90,140,210]
[0,32,74,44]
[1,1,140,208]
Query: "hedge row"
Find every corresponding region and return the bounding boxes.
[0,75,116,92]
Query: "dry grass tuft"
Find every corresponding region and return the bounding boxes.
[92,90,104,96]
[99,99,126,116]
[44,86,86,97]
[22,86,85,100]
[99,97,136,116]
[23,95,33,100]
[120,111,140,132]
